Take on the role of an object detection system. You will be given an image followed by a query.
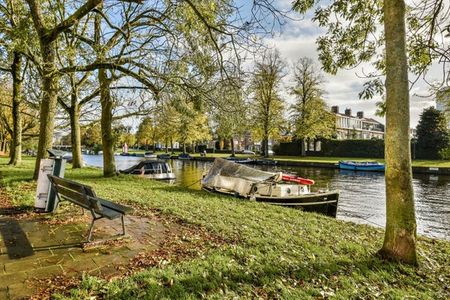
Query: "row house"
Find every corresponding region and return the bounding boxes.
[332,106,385,140]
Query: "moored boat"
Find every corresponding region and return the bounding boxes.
[157,153,172,159]
[119,160,176,180]
[178,153,192,160]
[144,151,157,158]
[226,157,255,164]
[255,158,277,165]
[338,161,385,172]
[201,158,339,217]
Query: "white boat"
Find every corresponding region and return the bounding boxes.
[144,151,157,158]
[119,160,176,180]
[201,158,339,217]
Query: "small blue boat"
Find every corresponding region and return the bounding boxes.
[338,161,385,172]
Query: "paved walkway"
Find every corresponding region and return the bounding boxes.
[0,212,167,299]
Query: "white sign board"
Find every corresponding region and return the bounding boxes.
[35,159,54,209]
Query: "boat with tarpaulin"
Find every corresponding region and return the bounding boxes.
[201,158,339,217]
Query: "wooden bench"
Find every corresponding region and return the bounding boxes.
[47,175,134,242]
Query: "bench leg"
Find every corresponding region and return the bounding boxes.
[87,218,96,242]
[121,215,126,236]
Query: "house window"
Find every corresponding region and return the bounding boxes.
[315,141,321,151]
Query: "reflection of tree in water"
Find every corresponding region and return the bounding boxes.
[413,173,450,187]
[413,175,450,239]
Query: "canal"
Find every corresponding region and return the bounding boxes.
[83,155,450,241]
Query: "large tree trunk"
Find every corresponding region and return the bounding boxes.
[9,52,23,166]
[95,5,115,177]
[69,102,83,168]
[378,0,417,265]
[99,69,116,177]
[33,41,58,180]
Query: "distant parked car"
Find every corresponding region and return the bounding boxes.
[268,150,274,156]
[241,149,256,155]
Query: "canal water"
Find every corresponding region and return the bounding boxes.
[83,155,450,241]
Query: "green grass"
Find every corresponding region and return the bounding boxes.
[1,157,449,299]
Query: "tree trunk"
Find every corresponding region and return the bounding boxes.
[95,5,115,177]
[230,137,235,157]
[33,41,58,180]
[99,68,116,177]
[183,143,186,153]
[300,138,306,156]
[378,0,417,265]
[261,137,268,158]
[9,52,23,166]
[69,102,83,168]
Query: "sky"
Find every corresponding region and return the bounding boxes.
[257,1,442,127]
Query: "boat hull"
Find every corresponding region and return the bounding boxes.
[203,186,339,218]
[142,173,176,180]
[338,161,385,171]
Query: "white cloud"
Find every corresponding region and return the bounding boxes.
[262,18,443,127]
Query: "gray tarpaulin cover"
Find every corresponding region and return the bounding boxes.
[201,158,282,196]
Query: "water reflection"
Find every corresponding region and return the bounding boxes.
[82,155,450,240]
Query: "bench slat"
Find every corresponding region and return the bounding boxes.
[97,198,134,214]
[55,185,91,210]
[98,206,123,220]
[48,175,91,195]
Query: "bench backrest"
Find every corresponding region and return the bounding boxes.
[48,175,103,212]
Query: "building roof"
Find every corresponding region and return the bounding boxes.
[334,113,384,125]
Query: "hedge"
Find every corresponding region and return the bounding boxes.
[277,139,385,158]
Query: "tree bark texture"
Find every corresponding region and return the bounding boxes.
[69,100,83,168]
[33,41,58,179]
[9,52,23,166]
[99,68,116,177]
[379,0,417,265]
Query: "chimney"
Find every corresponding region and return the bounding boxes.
[331,106,339,113]
[357,111,364,119]
[344,108,352,116]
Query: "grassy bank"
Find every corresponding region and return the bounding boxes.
[270,156,450,168]
[1,157,449,299]
[112,150,450,167]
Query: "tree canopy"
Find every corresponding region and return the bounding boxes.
[415,106,450,159]
[290,58,335,155]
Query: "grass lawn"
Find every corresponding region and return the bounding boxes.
[1,157,449,299]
